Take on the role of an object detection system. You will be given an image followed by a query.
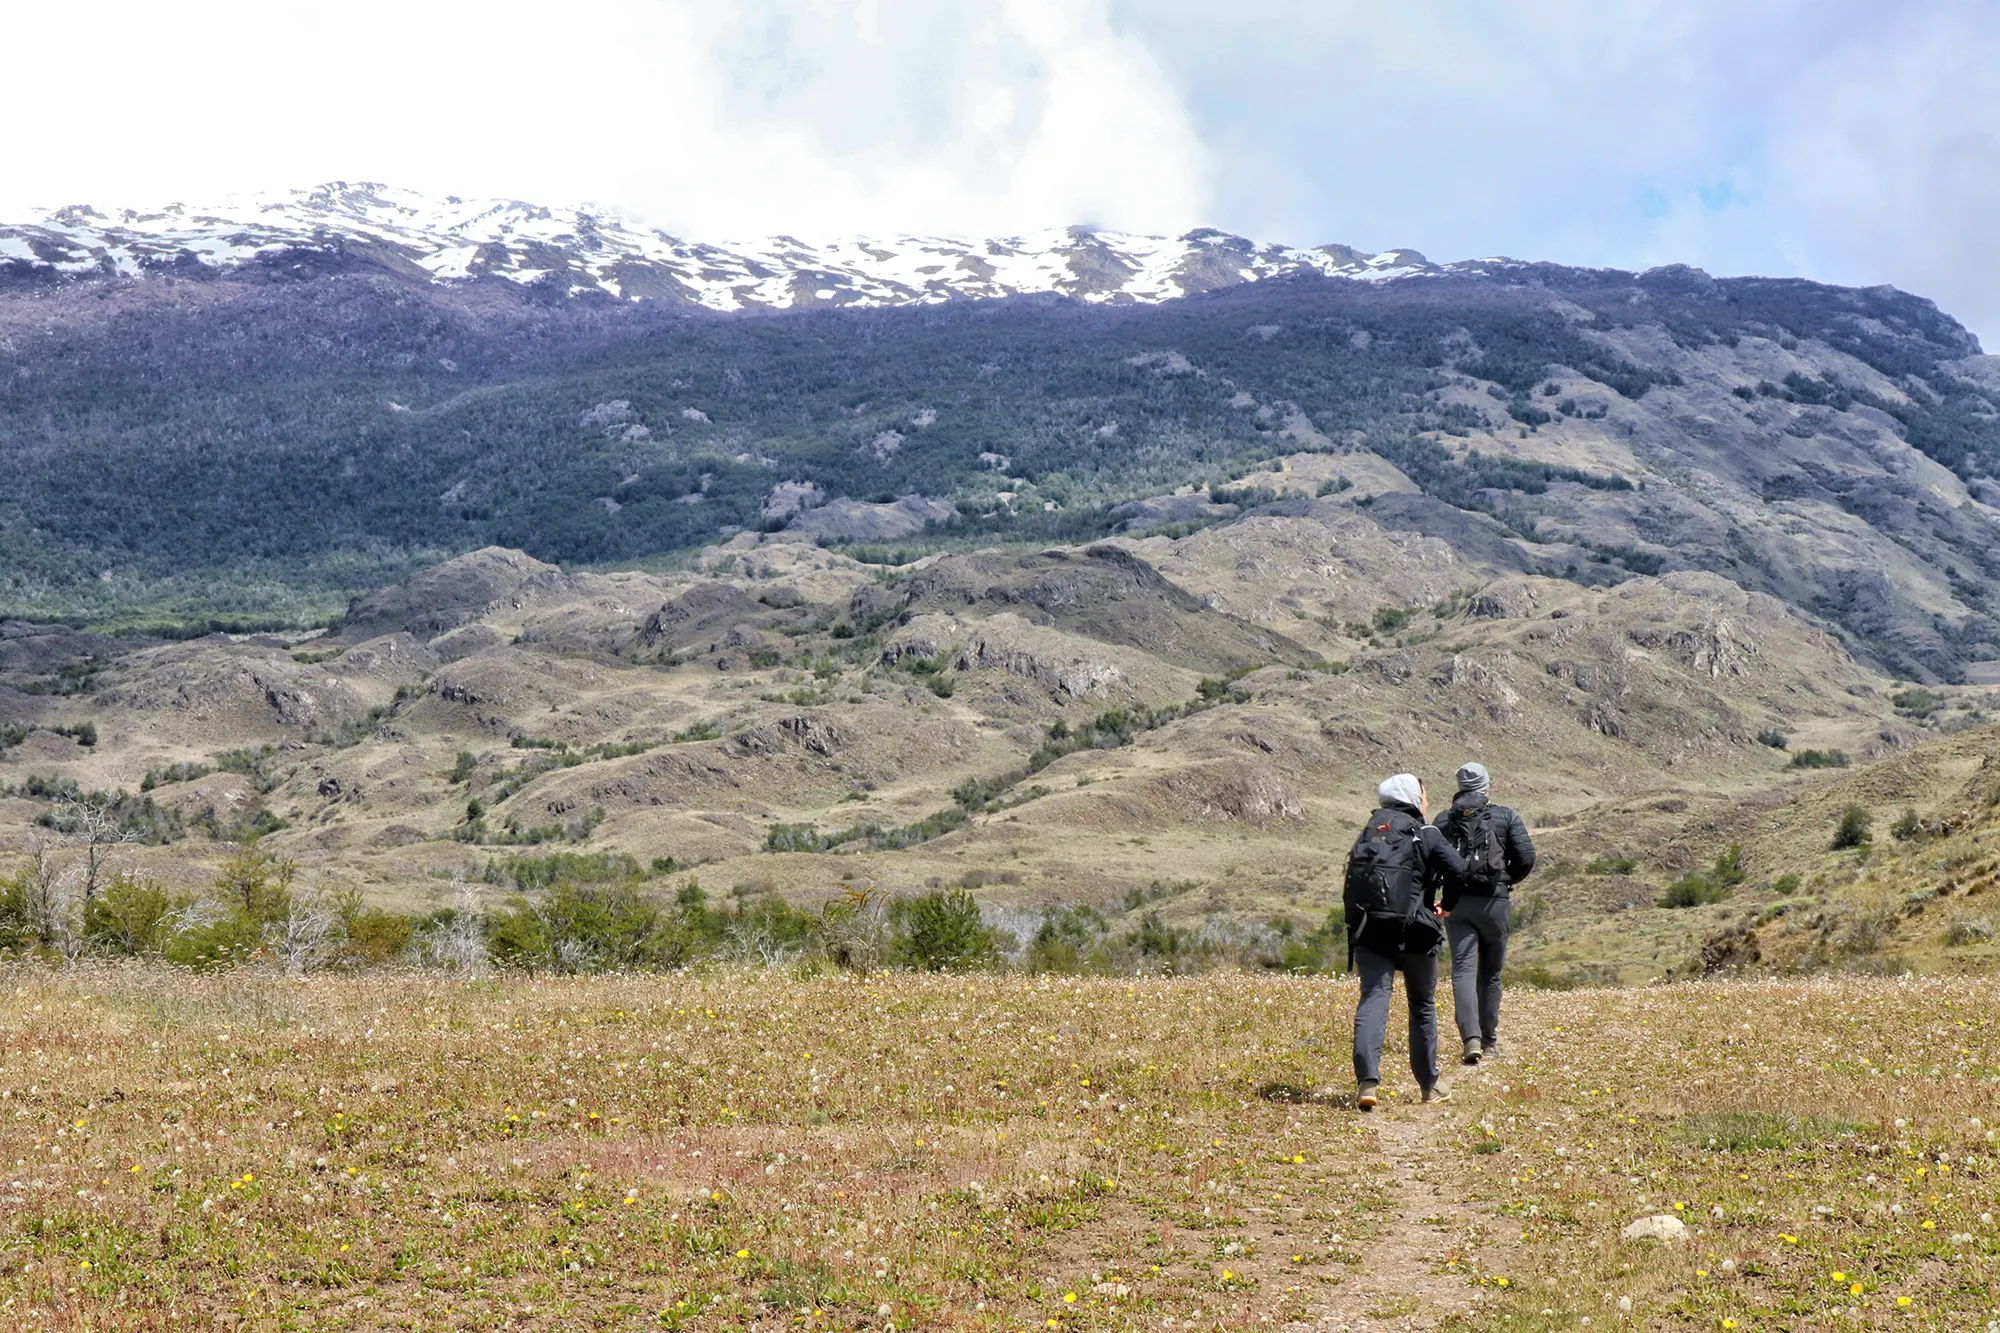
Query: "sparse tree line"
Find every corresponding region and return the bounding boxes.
[0,835,1353,978]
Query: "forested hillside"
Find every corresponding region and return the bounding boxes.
[4,256,2000,675]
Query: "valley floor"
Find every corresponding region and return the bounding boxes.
[1,968,1995,1332]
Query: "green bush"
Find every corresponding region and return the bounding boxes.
[1585,853,1636,875]
[1128,910,1195,964]
[1755,728,1789,750]
[1661,876,1730,909]
[164,909,264,971]
[1831,805,1873,850]
[0,866,33,951]
[483,850,646,892]
[1891,687,1944,718]
[1890,808,1923,842]
[339,898,416,966]
[888,889,996,971]
[214,845,296,923]
[84,872,185,955]
[1660,844,1745,908]
[485,881,708,973]
[1789,749,1851,770]
[1371,606,1416,635]
[1022,904,1110,974]
[1272,907,1348,974]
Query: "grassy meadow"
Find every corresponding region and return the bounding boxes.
[1,967,1996,1331]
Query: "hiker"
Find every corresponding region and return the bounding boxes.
[1346,773,1466,1110]
[1432,762,1537,1066]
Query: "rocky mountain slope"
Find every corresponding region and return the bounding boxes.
[5,225,2000,676]
[8,504,1995,980]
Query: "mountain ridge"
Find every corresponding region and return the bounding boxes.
[3,192,2000,681]
[2,181,1516,309]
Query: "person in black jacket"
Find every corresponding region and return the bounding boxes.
[1432,762,1537,1065]
[1345,773,1467,1110]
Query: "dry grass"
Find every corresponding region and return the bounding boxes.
[0,967,1996,1331]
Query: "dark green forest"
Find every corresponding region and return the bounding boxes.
[0,259,1992,627]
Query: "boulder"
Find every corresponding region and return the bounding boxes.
[1469,579,1539,619]
[1620,1214,1689,1244]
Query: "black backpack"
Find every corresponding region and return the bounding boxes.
[1448,802,1510,892]
[1345,809,1434,954]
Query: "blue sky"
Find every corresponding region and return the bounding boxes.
[7,0,1999,343]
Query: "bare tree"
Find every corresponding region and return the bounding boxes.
[52,793,135,907]
[270,887,344,975]
[429,877,489,976]
[19,835,79,950]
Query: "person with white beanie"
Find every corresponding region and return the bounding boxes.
[1343,773,1467,1110]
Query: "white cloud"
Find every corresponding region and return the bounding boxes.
[7,0,1999,341]
[1120,0,2000,341]
[0,0,1206,239]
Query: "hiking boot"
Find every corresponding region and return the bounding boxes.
[1356,1081,1379,1111]
[1481,1040,1501,1062]
[1462,1038,1483,1066]
[1423,1082,1450,1104]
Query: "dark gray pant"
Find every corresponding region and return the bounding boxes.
[1351,941,1439,1088]
[1447,895,1510,1045]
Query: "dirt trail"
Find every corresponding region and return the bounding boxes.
[1289,1058,1514,1331]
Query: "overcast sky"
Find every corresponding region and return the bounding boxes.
[8,0,1998,343]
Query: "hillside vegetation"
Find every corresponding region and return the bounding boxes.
[5,262,2000,677]
[5,503,1998,985]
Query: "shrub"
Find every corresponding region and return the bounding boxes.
[1891,687,1944,718]
[1505,965,1580,991]
[483,850,645,892]
[1371,606,1416,635]
[1831,805,1873,850]
[1660,844,1745,908]
[1508,893,1546,931]
[1890,808,1923,841]
[215,845,296,923]
[1661,875,1730,909]
[1755,728,1789,750]
[84,872,185,955]
[1789,749,1850,770]
[1267,907,1348,975]
[1943,916,1995,948]
[164,907,264,971]
[1585,853,1636,875]
[1023,904,1110,974]
[340,902,416,965]
[888,889,995,971]
[486,881,704,973]
[1128,910,1195,964]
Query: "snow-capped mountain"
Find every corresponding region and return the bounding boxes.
[0,182,1512,311]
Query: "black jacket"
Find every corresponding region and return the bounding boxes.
[1344,799,1468,928]
[1433,792,1536,910]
